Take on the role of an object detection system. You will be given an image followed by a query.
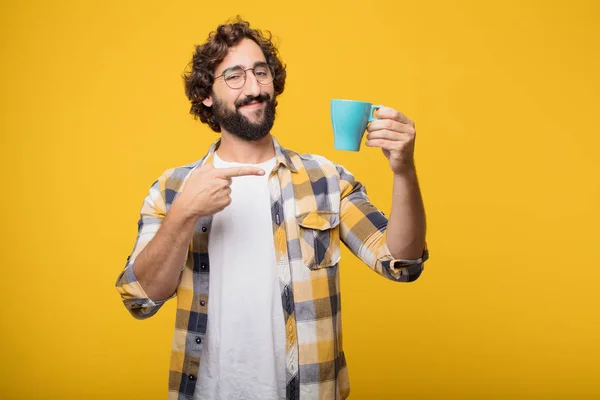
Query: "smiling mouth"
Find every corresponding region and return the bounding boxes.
[239,101,264,109]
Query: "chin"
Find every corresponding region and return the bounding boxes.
[247,113,265,124]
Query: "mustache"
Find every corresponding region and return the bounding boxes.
[235,93,271,109]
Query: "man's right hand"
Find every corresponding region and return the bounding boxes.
[173,164,266,220]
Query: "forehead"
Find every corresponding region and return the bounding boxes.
[215,38,267,75]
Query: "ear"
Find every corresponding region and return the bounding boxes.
[202,96,213,107]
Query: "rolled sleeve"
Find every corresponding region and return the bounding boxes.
[381,247,429,282]
[116,171,176,319]
[116,261,175,319]
[337,163,429,283]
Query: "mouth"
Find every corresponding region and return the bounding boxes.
[239,101,264,110]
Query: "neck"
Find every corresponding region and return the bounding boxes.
[216,131,276,164]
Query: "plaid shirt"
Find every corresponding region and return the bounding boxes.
[116,137,428,400]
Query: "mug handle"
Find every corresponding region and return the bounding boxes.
[368,105,383,123]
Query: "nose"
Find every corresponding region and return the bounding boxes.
[242,70,261,98]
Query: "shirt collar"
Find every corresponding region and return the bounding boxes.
[201,135,298,173]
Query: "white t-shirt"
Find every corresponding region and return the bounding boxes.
[194,152,286,400]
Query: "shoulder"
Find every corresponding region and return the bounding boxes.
[286,149,343,175]
[142,159,202,206]
[290,151,356,182]
[299,152,336,168]
[151,158,204,190]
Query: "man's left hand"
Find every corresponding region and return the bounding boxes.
[366,106,417,175]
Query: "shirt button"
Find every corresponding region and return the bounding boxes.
[200,300,206,306]
[200,263,207,270]
[201,227,207,232]
[188,375,195,381]
[195,337,202,344]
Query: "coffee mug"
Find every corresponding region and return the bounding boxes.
[330,99,382,151]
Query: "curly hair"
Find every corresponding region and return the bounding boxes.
[183,17,287,132]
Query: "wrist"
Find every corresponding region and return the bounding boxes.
[169,197,202,226]
[392,161,417,178]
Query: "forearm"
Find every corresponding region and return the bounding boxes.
[133,202,198,301]
[386,166,427,259]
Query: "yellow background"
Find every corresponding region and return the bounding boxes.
[1,0,599,399]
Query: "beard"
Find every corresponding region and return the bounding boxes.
[212,93,276,141]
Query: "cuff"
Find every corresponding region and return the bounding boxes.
[385,248,429,281]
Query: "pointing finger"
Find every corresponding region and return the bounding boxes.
[217,166,266,178]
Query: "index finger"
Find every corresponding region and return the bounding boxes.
[376,106,413,125]
[217,166,266,178]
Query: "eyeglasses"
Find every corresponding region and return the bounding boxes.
[214,62,274,89]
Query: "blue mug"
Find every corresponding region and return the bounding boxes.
[330,99,382,151]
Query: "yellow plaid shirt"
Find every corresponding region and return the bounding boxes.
[116,137,428,400]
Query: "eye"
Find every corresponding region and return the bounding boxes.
[254,65,271,77]
[225,73,243,82]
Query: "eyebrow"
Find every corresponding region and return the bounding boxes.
[219,61,269,76]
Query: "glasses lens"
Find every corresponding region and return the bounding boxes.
[254,64,274,85]
[223,68,245,89]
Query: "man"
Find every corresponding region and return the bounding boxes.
[116,17,428,400]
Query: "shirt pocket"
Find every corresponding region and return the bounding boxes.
[296,210,341,270]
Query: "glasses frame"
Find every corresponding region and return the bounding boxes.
[214,63,275,89]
